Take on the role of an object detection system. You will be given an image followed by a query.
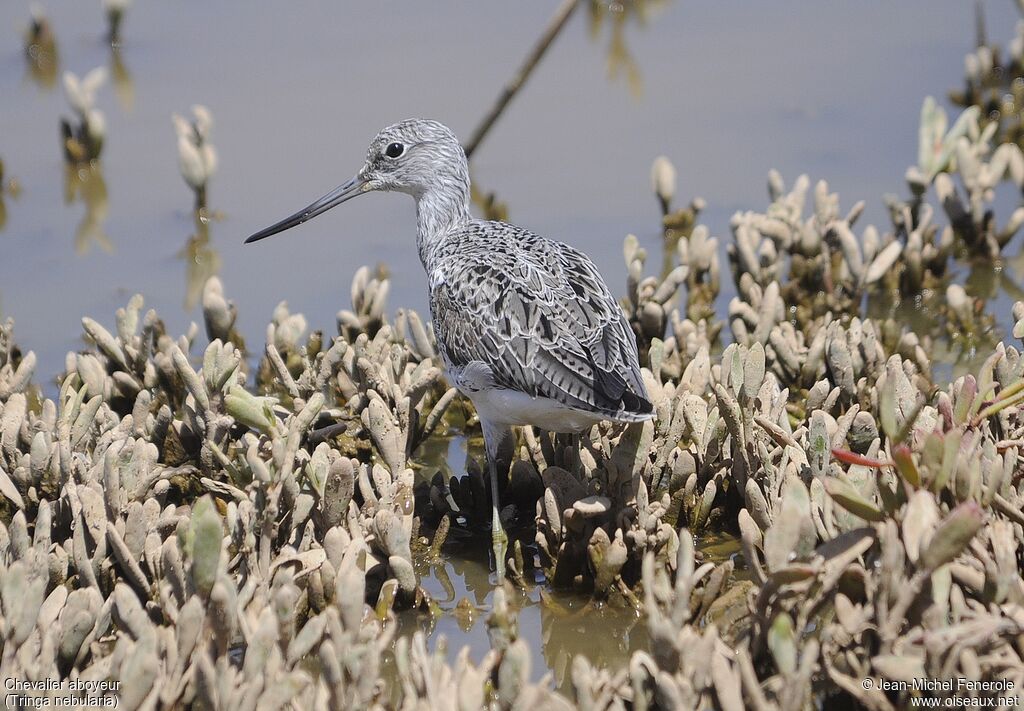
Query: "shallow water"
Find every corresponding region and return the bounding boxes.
[396,529,654,695]
[1,0,1021,682]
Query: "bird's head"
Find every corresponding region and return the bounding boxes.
[360,119,467,197]
[245,118,467,244]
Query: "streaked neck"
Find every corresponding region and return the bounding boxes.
[415,182,471,268]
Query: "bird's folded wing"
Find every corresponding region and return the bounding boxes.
[430,235,650,417]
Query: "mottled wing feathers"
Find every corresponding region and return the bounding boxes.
[429,221,652,421]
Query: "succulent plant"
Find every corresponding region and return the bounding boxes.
[102,0,132,46]
[173,105,217,212]
[61,67,107,164]
[23,4,59,89]
[650,155,676,215]
[950,18,1024,150]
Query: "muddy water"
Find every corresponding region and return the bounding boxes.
[1,0,1020,684]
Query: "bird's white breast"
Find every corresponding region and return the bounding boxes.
[443,357,606,433]
[463,385,604,433]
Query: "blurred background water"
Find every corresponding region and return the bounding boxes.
[2,0,1020,387]
[2,0,1023,683]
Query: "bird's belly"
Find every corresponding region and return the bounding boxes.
[465,387,604,433]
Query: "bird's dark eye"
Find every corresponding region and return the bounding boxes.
[384,142,405,159]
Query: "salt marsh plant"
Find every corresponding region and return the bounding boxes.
[173,105,218,213]
[650,155,676,216]
[61,67,107,165]
[102,0,132,46]
[1,257,1020,708]
[23,3,59,89]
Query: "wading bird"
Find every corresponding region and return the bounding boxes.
[246,119,653,582]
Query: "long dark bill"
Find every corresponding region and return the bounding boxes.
[244,175,367,244]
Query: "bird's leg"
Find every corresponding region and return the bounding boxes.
[488,453,508,583]
[481,419,511,584]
